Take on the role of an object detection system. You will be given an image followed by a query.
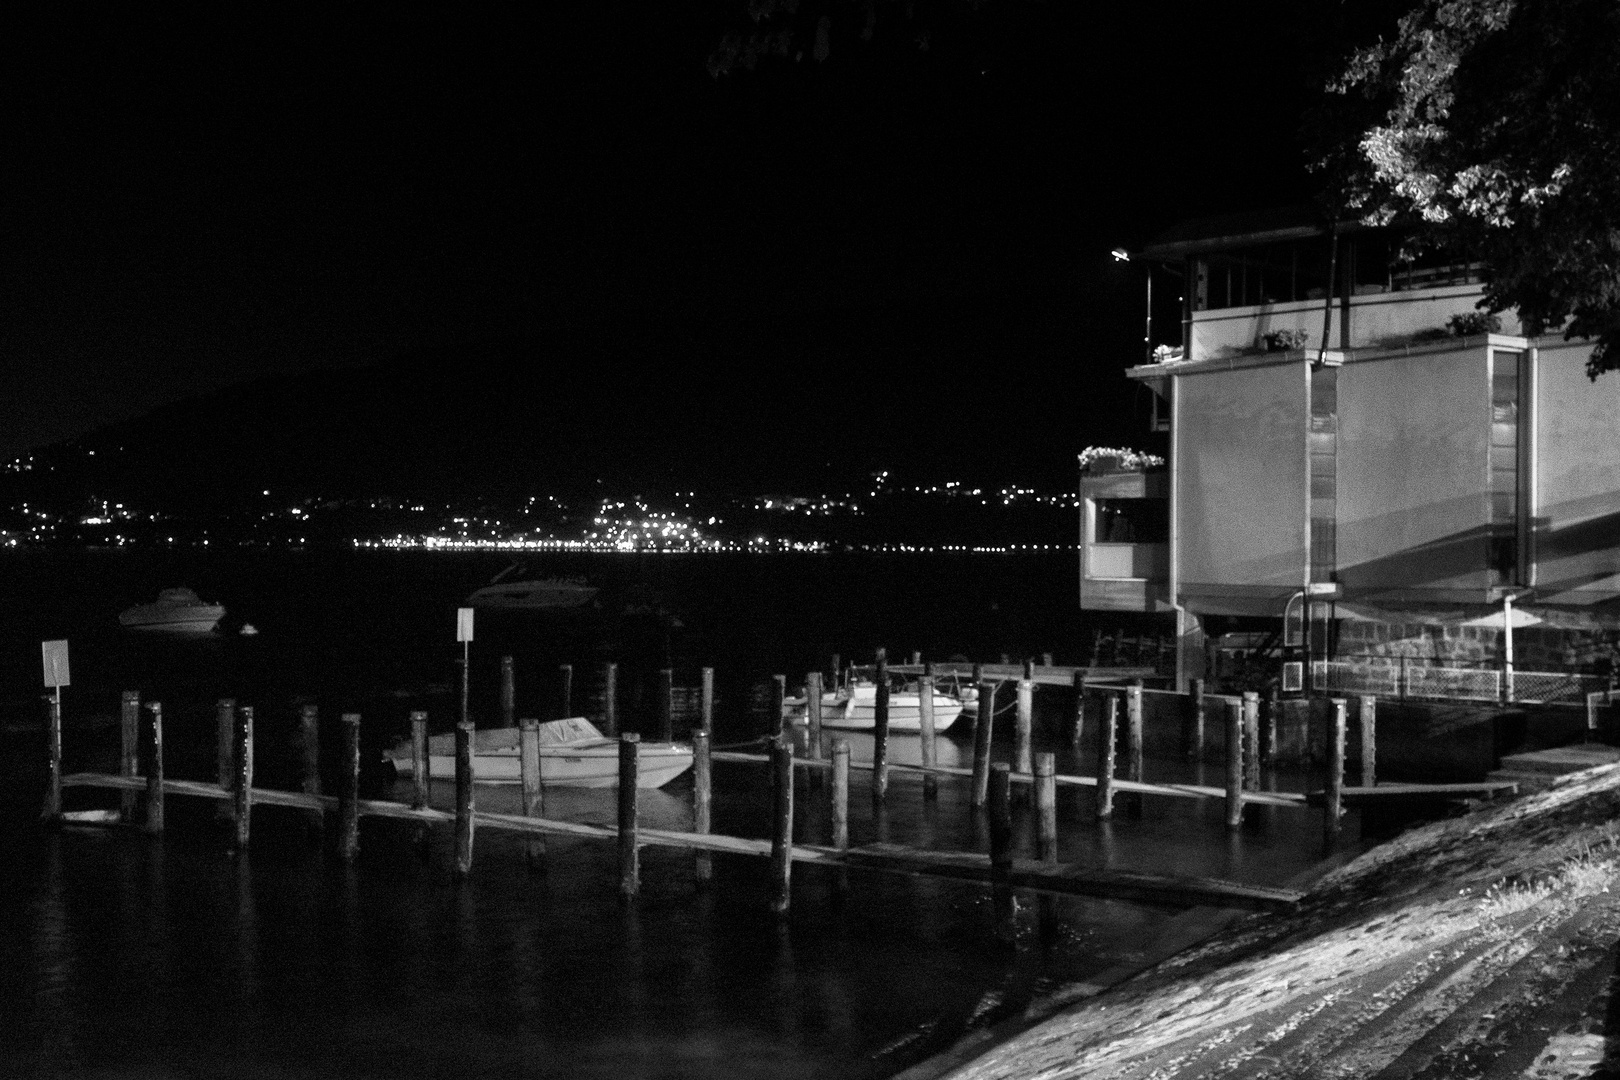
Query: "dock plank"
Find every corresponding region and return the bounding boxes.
[1304,781,1518,806]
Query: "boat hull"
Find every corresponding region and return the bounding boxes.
[387,741,692,788]
[786,690,965,732]
[118,606,225,633]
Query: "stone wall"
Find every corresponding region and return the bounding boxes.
[1336,618,1620,675]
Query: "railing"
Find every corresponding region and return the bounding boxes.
[1312,658,1609,706]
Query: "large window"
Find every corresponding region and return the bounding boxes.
[1093,498,1168,544]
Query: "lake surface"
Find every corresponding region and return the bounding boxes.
[0,550,1347,1078]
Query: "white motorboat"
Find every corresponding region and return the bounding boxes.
[784,683,965,732]
[384,717,691,788]
[466,564,598,610]
[118,587,225,633]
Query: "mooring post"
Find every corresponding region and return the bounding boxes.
[119,690,140,822]
[215,697,236,823]
[617,733,640,900]
[1242,691,1261,792]
[1035,752,1057,862]
[1359,695,1377,788]
[409,710,429,810]
[500,655,516,729]
[988,763,1012,884]
[1015,676,1034,779]
[1126,680,1144,816]
[339,713,360,860]
[805,671,824,792]
[602,662,618,737]
[872,649,890,808]
[144,702,164,834]
[559,663,573,719]
[831,737,850,851]
[458,656,470,729]
[771,673,788,739]
[692,728,712,883]
[971,679,996,808]
[453,720,475,880]
[1187,677,1205,760]
[658,668,674,742]
[1070,669,1085,748]
[1096,694,1118,820]
[700,666,714,735]
[520,717,544,867]
[1042,652,1054,668]
[910,650,922,666]
[232,705,254,850]
[769,734,794,916]
[300,704,322,838]
[1264,687,1281,764]
[1225,699,1244,829]
[1326,698,1347,852]
[43,693,62,825]
[918,673,939,801]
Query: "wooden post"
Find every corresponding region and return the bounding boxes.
[692,728,712,883]
[520,718,544,867]
[1071,669,1085,748]
[1225,699,1244,829]
[559,663,573,719]
[658,668,674,742]
[1042,652,1054,667]
[1359,695,1377,788]
[300,704,322,838]
[144,702,164,834]
[1015,678,1034,777]
[500,655,516,729]
[458,656,470,729]
[830,653,841,690]
[119,690,140,822]
[769,734,794,916]
[409,711,429,810]
[1326,698,1347,851]
[971,679,996,807]
[910,650,922,666]
[617,733,640,899]
[872,650,889,807]
[231,709,252,854]
[771,673,788,738]
[1035,752,1057,862]
[1024,658,1035,680]
[806,670,824,792]
[43,694,62,824]
[918,673,939,800]
[453,720,475,880]
[1242,691,1261,791]
[700,666,714,735]
[602,662,618,737]
[339,713,360,860]
[1096,694,1118,820]
[1186,677,1205,760]
[215,697,236,823]
[988,763,1012,883]
[1126,678,1144,779]
[831,737,850,851]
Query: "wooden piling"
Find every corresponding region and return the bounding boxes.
[559,663,574,719]
[232,705,254,850]
[1096,694,1118,820]
[1242,691,1261,791]
[300,704,322,837]
[409,711,429,810]
[769,734,794,916]
[43,693,62,824]
[1035,752,1057,862]
[692,728,712,883]
[453,720,475,880]
[1359,695,1377,788]
[602,662,618,737]
[144,702,164,834]
[971,679,996,808]
[1224,699,1244,829]
[458,656,470,729]
[618,733,640,899]
[1071,669,1086,748]
[1326,698,1347,852]
[872,650,890,808]
[658,668,674,742]
[918,673,939,801]
[1186,677,1205,759]
[215,697,236,823]
[520,718,544,867]
[1126,681,1144,783]
[119,690,140,822]
[501,655,516,729]
[771,673,788,739]
[700,666,714,734]
[339,713,360,859]
[1015,678,1034,777]
[910,650,922,666]
[988,763,1012,883]
[831,737,850,852]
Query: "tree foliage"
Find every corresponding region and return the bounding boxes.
[1317,0,1620,377]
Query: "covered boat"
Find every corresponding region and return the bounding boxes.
[118,587,225,633]
[384,717,691,788]
[784,683,965,732]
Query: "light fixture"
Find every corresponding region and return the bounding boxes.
[1111,247,1131,262]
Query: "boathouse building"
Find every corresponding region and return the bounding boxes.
[1082,209,1620,697]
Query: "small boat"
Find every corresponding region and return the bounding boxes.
[384,717,691,788]
[466,564,598,610]
[784,683,965,732]
[118,587,225,633]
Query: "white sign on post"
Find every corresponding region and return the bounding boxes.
[456,607,474,643]
[41,640,70,688]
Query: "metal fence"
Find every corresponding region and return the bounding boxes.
[1311,658,1608,706]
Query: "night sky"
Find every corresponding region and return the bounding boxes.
[5,3,1347,483]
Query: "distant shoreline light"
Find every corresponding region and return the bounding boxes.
[355,537,1078,554]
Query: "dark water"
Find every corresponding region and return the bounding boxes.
[0,551,1343,1078]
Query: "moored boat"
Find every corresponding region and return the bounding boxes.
[384,717,691,788]
[118,587,226,633]
[466,564,598,610]
[784,683,965,732]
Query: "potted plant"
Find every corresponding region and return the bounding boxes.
[1260,328,1310,352]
